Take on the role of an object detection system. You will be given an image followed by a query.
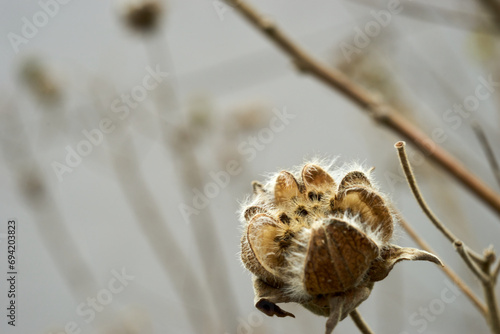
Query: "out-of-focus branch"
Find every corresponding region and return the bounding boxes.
[348,0,498,34]
[350,309,375,334]
[225,0,500,219]
[142,33,240,332]
[108,133,215,334]
[472,123,500,188]
[0,104,97,302]
[477,0,500,30]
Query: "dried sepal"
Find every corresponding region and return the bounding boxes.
[324,283,373,334]
[253,277,295,318]
[302,164,336,194]
[337,170,371,193]
[368,245,443,282]
[274,171,301,207]
[325,295,345,334]
[335,186,393,243]
[243,205,268,221]
[303,219,379,295]
[243,214,287,283]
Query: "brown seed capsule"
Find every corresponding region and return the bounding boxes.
[303,219,379,295]
[239,162,442,334]
[124,1,163,33]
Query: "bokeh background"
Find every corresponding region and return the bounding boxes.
[1,0,500,333]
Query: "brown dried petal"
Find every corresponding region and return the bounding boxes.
[244,214,286,282]
[303,219,379,295]
[336,187,393,243]
[302,164,336,193]
[243,205,268,221]
[338,171,371,193]
[368,245,443,282]
[274,171,301,207]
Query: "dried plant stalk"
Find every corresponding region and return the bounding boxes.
[395,141,500,334]
[109,135,215,334]
[349,309,374,334]
[0,105,97,301]
[142,37,240,330]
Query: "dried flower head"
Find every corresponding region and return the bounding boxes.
[19,58,60,104]
[123,1,163,33]
[240,161,442,333]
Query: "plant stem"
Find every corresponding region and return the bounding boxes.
[396,141,500,333]
[484,278,500,334]
[395,141,460,243]
[454,241,490,284]
[350,309,375,334]
[225,0,500,218]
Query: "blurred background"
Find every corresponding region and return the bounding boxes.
[1,0,500,333]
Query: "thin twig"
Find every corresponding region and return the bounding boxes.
[396,141,500,334]
[455,241,490,284]
[494,261,500,281]
[395,141,487,262]
[395,141,461,243]
[225,0,500,218]
[350,309,374,334]
[472,122,500,188]
[398,217,488,317]
[484,280,500,334]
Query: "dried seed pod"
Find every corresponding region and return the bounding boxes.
[123,1,163,33]
[239,161,442,334]
[303,219,379,295]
